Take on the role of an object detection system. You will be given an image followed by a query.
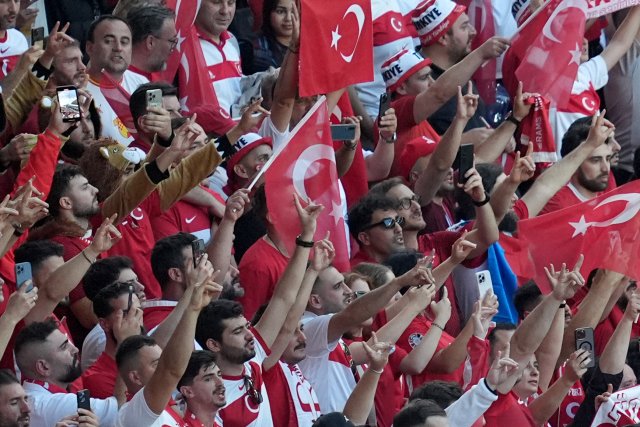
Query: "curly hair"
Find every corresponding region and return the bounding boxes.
[78,138,126,202]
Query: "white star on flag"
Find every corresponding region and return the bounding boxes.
[569,43,581,66]
[330,200,343,225]
[331,25,342,50]
[175,30,186,52]
[568,215,590,238]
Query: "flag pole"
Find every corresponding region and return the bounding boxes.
[247,95,328,191]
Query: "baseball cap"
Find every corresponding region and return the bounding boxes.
[381,49,432,93]
[412,0,467,46]
[398,136,438,179]
[225,133,273,176]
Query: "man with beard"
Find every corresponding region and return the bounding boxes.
[0,370,30,427]
[178,351,226,427]
[127,7,178,81]
[0,0,27,80]
[81,282,146,398]
[85,15,150,146]
[14,319,119,426]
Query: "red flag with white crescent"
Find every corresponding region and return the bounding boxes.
[299,0,374,97]
[502,0,587,109]
[263,97,350,271]
[159,0,200,83]
[99,71,137,137]
[468,0,497,104]
[516,180,640,293]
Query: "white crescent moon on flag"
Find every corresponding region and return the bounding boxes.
[592,193,640,227]
[581,96,595,112]
[390,16,402,33]
[292,144,336,201]
[542,0,584,44]
[339,4,366,63]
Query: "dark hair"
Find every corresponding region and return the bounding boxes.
[115,335,157,369]
[561,116,593,158]
[261,0,282,39]
[369,177,405,199]
[513,280,543,320]
[344,272,371,291]
[347,195,398,242]
[151,232,196,289]
[93,282,133,318]
[83,256,134,301]
[487,322,517,348]
[0,370,19,387]
[456,162,503,221]
[196,300,245,348]
[352,263,392,289]
[409,380,463,408]
[383,249,424,278]
[129,81,179,125]
[393,399,447,427]
[14,240,64,273]
[87,15,131,43]
[15,319,59,363]
[127,6,175,44]
[47,164,85,217]
[251,184,268,224]
[177,350,218,389]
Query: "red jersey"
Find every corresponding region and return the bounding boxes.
[81,352,117,399]
[540,183,592,215]
[484,392,536,427]
[142,300,177,332]
[237,238,288,320]
[548,365,584,427]
[182,409,222,427]
[349,249,376,268]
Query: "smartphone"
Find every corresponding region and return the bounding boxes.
[191,239,206,268]
[77,389,91,412]
[31,27,45,50]
[330,124,357,141]
[378,92,391,124]
[575,327,596,368]
[456,144,474,184]
[15,262,33,293]
[475,270,493,299]
[123,284,134,316]
[56,86,81,122]
[145,89,163,110]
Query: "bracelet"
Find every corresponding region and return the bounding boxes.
[472,191,491,207]
[343,141,357,151]
[506,114,521,127]
[295,235,314,248]
[369,367,384,374]
[432,322,445,331]
[81,250,96,264]
[11,223,24,237]
[381,132,397,144]
[484,378,498,395]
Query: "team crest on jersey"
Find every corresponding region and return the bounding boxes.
[408,333,423,348]
[113,117,130,138]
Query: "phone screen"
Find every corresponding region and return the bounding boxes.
[57,87,81,122]
[31,27,44,50]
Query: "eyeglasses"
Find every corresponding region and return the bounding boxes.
[153,34,179,50]
[362,215,405,231]
[397,195,421,210]
[243,375,263,405]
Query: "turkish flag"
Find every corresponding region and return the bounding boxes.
[159,0,200,83]
[468,0,497,104]
[517,180,640,294]
[99,71,137,137]
[502,0,587,109]
[263,97,350,271]
[299,0,374,97]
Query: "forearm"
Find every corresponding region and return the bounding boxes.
[207,218,235,283]
[429,320,473,373]
[155,309,198,383]
[444,380,497,427]
[529,376,574,426]
[149,288,194,349]
[432,258,457,289]
[0,316,19,360]
[335,145,356,178]
[602,6,640,70]
[490,178,520,223]
[599,316,633,374]
[102,162,162,223]
[400,321,444,374]
[344,280,402,327]
[475,121,516,163]
[270,50,297,132]
[0,225,18,258]
[414,118,466,205]
[342,370,380,425]
[365,141,394,181]
[537,307,565,391]
[511,294,563,361]
[5,71,46,133]
[471,202,499,249]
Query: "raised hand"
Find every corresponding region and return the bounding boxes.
[624,291,640,322]
[224,188,251,222]
[460,166,487,203]
[429,287,452,327]
[450,231,477,264]
[379,108,397,142]
[508,142,536,184]
[455,82,479,121]
[512,82,538,121]
[402,255,436,288]
[478,36,511,60]
[471,291,499,339]
[546,255,585,302]
[186,253,214,290]
[486,351,521,394]
[140,106,172,140]
[0,195,19,229]
[564,349,591,383]
[2,284,38,325]
[189,271,224,311]
[585,112,615,148]
[0,134,36,166]
[238,97,270,133]
[293,193,324,239]
[363,331,392,373]
[310,233,335,272]
[41,22,74,66]
[289,0,300,49]
[87,214,122,256]
[9,179,49,230]
[112,302,143,344]
[342,116,362,148]
[595,384,614,412]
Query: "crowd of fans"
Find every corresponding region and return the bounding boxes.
[0,0,637,425]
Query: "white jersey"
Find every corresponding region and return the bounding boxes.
[218,327,273,426]
[81,324,106,371]
[116,387,185,427]
[551,55,608,156]
[264,361,322,426]
[199,30,243,114]
[0,29,28,79]
[297,312,356,414]
[355,0,415,117]
[86,70,149,146]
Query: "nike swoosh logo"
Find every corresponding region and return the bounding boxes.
[185,216,196,224]
[0,48,9,54]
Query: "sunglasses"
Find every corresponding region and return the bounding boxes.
[243,375,263,405]
[362,216,405,231]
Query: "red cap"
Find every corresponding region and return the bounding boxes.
[398,136,438,179]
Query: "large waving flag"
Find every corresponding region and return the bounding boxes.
[502,0,587,109]
[259,97,350,271]
[517,180,640,293]
[299,0,374,96]
[159,0,200,83]
[467,0,497,104]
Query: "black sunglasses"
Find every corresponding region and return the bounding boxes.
[243,375,263,405]
[362,216,405,231]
